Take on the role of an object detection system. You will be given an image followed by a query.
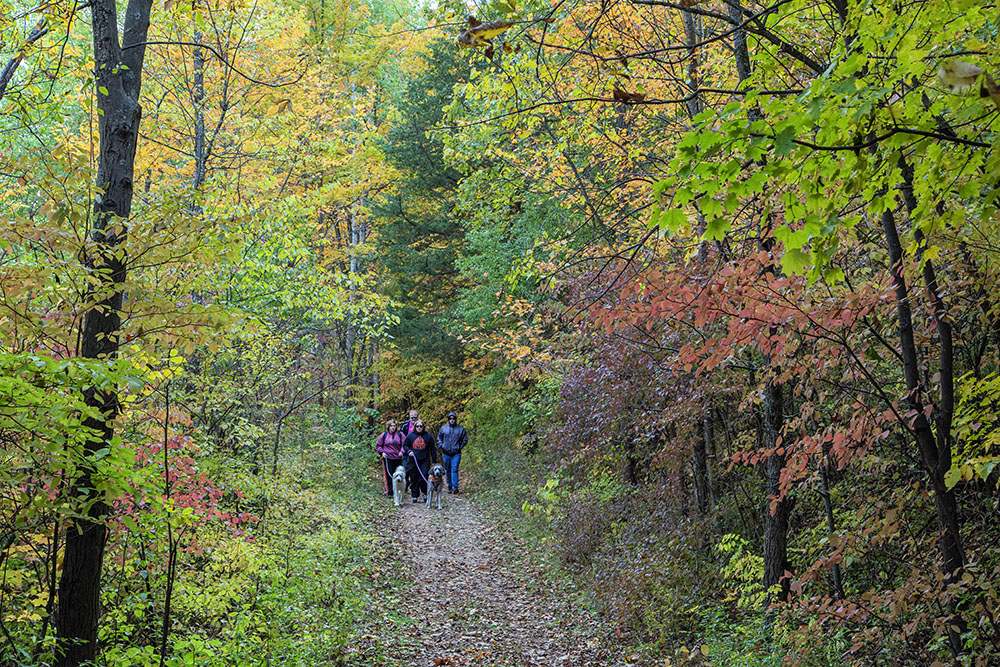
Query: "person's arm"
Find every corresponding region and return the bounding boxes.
[429,434,438,464]
[459,427,468,450]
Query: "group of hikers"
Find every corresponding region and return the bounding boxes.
[375,409,469,502]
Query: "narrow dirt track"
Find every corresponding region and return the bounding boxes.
[383,490,627,667]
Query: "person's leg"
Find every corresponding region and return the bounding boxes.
[418,460,430,498]
[383,459,392,496]
[407,460,419,500]
[442,453,453,491]
[450,451,461,492]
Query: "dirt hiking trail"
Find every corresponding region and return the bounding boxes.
[379,490,631,667]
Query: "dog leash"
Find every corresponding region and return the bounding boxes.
[383,456,391,494]
[408,451,432,485]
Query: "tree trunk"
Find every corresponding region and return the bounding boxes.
[692,417,710,515]
[761,378,789,604]
[722,0,791,606]
[703,413,717,509]
[880,201,965,657]
[818,449,845,599]
[724,0,753,83]
[56,2,152,665]
[681,8,703,119]
[191,28,206,200]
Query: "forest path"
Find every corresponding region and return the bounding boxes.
[379,486,626,667]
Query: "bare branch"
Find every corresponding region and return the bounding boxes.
[0,20,50,103]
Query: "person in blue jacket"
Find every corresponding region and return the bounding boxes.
[437,412,468,494]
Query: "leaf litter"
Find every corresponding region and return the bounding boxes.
[364,488,636,666]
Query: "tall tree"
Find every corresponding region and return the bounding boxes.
[377,38,470,359]
[56,1,153,664]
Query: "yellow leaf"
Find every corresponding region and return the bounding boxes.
[456,20,513,47]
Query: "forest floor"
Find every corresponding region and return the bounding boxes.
[355,478,634,667]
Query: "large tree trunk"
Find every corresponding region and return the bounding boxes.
[56,2,152,665]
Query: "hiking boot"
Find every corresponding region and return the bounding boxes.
[412,497,419,503]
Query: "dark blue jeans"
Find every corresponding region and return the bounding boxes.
[442,452,461,490]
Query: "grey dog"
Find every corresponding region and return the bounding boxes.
[427,463,446,510]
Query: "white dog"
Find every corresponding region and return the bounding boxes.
[392,465,407,507]
[427,463,446,510]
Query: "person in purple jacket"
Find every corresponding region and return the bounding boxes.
[375,419,405,498]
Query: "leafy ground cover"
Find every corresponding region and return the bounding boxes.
[370,472,628,667]
[96,429,404,667]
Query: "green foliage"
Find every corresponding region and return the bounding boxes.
[949,372,1000,488]
[652,1,1000,282]
[0,351,141,511]
[91,409,390,667]
[716,534,766,611]
[375,350,473,424]
[697,604,785,667]
[522,474,562,521]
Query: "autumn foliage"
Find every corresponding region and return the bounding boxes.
[3,0,1000,664]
